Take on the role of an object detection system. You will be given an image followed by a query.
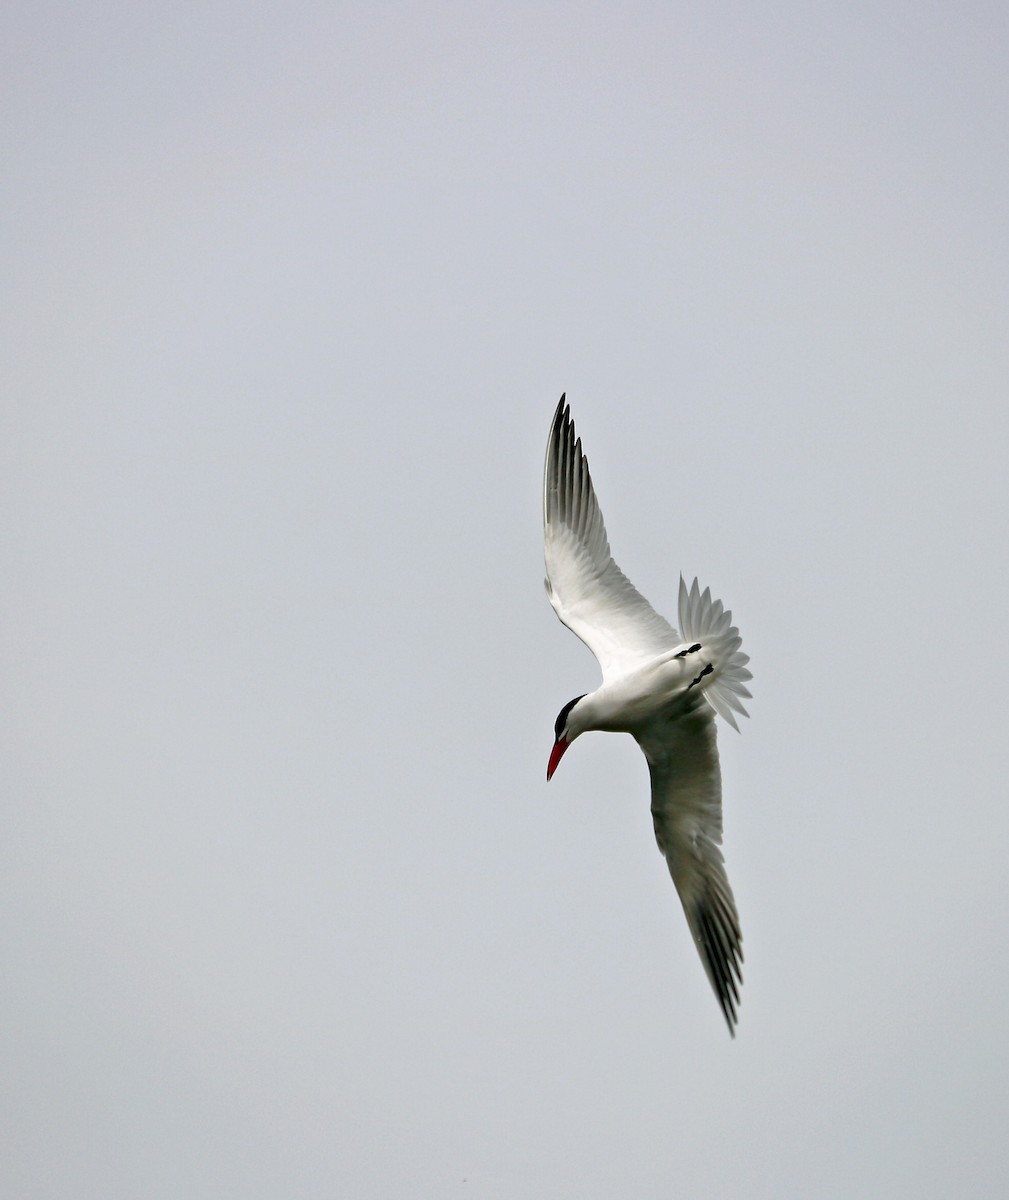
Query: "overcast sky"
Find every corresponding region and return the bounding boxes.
[4,2,1009,1197]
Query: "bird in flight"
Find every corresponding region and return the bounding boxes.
[543,395,753,1034]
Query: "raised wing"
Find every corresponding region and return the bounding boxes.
[543,396,678,682]
[637,704,744,1034]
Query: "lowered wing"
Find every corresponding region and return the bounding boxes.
[637,705,744,1034]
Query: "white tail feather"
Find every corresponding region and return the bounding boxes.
[678,576,753,731]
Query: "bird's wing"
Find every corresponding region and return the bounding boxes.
[543,396,678,682]
[636,705,744,1034]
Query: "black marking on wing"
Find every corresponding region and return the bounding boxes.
[691,881,744,1034]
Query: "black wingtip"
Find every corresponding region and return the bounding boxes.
[548,395,571,456]
[694,896,744,1036]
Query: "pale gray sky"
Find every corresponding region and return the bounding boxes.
[4,2,1009,1197]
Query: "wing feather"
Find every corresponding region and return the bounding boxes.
[543,396,678,681]
[636,705,744,1035]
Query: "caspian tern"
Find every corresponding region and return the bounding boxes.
[543,395,753,1034]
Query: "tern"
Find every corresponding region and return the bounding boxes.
[543,395,753,1034]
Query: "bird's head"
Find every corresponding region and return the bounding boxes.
[547,694,587,780]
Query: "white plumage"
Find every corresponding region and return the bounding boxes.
[543,395,753,1034]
